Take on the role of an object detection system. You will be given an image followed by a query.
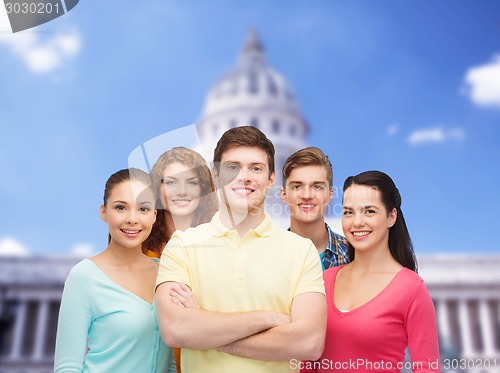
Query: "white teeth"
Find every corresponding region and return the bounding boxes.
[234,188,251,195]
[353,231,369,237]
[122,230,140,234]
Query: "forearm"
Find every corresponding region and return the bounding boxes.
[218,319,325,361]
[218,292,327,361]
[156,282,285,349]
[165,308,285,349]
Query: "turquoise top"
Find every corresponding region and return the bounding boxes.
[54,258,176,373]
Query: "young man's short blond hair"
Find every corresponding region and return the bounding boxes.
[282,147,333,188]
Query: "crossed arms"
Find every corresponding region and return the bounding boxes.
[155,282,326,361]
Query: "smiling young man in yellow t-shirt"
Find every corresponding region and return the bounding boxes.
[155,126,326,373]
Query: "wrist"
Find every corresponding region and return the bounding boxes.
[264,311,289,329]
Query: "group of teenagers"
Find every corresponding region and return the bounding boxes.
[54,126,440,373]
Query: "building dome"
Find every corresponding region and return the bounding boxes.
[202,31,304,123]
[197,30,309,175]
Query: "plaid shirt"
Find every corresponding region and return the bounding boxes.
[288,223,350,270]
[322,223,350,270]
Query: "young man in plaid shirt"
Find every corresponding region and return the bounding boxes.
[281,147,349,270]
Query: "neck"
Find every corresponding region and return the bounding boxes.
[220,203,265,238]
[105,241,145,265]
[290,218,328,254]
[165,211,193,238]
[351,244,399,273]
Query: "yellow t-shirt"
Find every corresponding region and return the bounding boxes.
[156,212,324,373]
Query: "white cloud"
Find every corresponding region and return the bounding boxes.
[0,6,81,74]
[408,127,465,146]
[464,55,500,108]
[0,237,29,256]
[70,243,96,258]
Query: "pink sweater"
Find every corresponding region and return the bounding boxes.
[300,266,440,373]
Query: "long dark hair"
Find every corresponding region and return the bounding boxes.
[343,170,417,272]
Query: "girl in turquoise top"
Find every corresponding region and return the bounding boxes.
[54,168,176,373]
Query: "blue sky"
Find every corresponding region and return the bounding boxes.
[0,0,499,257]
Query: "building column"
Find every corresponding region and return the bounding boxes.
[33,299,48,360]
[458,299,475,357]
[9,299,27,361]
[497,300,500,356]
[436,299,452,350]
[479,299,496,357]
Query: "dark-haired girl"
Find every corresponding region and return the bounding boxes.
[301,170,439,373]
[54,168,176,373]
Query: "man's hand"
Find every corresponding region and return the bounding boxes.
[169,283,200,309]
[213,292,326,361]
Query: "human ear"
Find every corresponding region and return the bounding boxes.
[280,187,287,202]
[99,205,107,223]
[268,171,276,188]
[388,208,397,227]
